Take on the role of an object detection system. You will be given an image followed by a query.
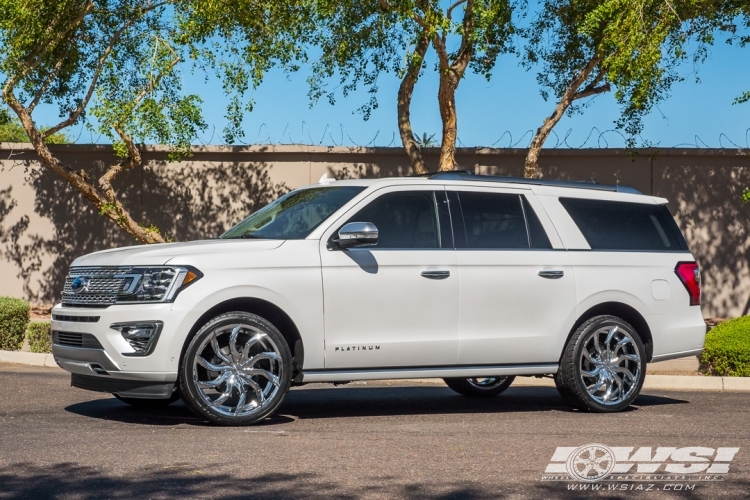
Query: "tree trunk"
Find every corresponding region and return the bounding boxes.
[436,70,461,171]
[524,55,608,179]
[1,89,165,244]
[398,31,430,175]
[433,1,474,172]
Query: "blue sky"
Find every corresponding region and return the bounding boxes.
[37,30,750,149]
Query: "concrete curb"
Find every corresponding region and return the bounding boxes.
[0,350,58,368]
[404,375,750,392]
[2,350,750,391]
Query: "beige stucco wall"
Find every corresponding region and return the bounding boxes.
[1,143,748,317]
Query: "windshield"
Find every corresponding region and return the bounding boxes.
[220,186,365,240]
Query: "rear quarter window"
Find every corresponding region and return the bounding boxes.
[559,197,689,251]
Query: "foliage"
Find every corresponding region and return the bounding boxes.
[700,316,750,377]
[415,133,437,148]
[310,0,515,171]
[0,0,312,243]
[0,107,69,143]
[522,0,703,146]
[176,0,314,143]
[0,296,29,351]
[26,321,51,354]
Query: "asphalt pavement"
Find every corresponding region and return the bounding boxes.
[0,364,748,500]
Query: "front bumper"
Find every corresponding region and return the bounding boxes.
[70,373,175,399]
[51,303,195,396]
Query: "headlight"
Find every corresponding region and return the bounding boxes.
[115,266,202,303]
[62,265,203,307]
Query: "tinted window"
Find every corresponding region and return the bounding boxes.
[559,198,688,251]
[222,186,365,240]
[458,192,528,249]
[347,191,440,248]
[522,196,552,249]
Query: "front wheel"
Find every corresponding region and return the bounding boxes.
[555,315,646,413]
[443,376,515,397]
[179,312,292,426]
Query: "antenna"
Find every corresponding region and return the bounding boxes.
[318,173,336,184]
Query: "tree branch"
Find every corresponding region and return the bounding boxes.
[98,125,141,202]
[16,2,95,86]
[447,0,468,21]
[42,1,170,138]
[524,53,607,178]
[398,30,431,175]
[27,45,72,113]
[2,1,94,101]
[132,55,181,108]
[573,82,610,100]
[451,0,475,74]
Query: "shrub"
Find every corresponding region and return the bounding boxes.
[0,296,29,351]
[700,316,750,377]
[27,322,52,354]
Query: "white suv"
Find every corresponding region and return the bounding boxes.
[51,172,705,425]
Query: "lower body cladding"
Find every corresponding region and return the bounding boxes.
[52,343,177,400]
[300,364,558,383]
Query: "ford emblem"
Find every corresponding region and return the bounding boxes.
[71,276,89,294]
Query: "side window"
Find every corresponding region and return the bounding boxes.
[346,191,441,249]
[457,192,528,249]
[522,196,553,249]
[559,197,689,251]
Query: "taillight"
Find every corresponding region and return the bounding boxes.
[675,262,701,306]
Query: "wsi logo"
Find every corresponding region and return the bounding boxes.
[542,444,740,482]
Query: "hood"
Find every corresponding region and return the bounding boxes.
[71,239,285,267]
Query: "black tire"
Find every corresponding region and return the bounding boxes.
[556,315,646,413]
[443,376,516,397]
[179,312,292,426]
[114,391,181,408]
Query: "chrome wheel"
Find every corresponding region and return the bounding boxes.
[467,377,511,389]
[579,325,642,406]
[191,323,283,417]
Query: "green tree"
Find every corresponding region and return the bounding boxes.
[0,0,311,243]
[521,0,705,179]
[0,106,69,143]
[311,0,514,174]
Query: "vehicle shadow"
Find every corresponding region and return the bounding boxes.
[64,384,688,427]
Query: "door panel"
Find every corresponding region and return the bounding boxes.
[457,250,575,364]
[450,189,577,365]
[320,188,459,369]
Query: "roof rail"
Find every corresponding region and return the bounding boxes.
[427,171,642,195]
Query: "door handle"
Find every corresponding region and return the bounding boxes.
[538,270,564,279]
[421,270,450,279]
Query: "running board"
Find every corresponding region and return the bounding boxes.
[301,364,558,383]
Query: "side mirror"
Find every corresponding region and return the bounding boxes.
[334,222,379,249]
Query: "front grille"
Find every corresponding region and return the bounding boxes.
[52,314,100,323]
[53,331,104,349]
[61,266,132,306]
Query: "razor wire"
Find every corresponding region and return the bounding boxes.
[62,121,750,149]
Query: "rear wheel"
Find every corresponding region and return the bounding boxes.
[443,376,515,397]
[179,312,292,426]
[114,392,180,408]
[555,315,646,412]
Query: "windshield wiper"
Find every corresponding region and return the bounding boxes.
[221,234,266,239]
